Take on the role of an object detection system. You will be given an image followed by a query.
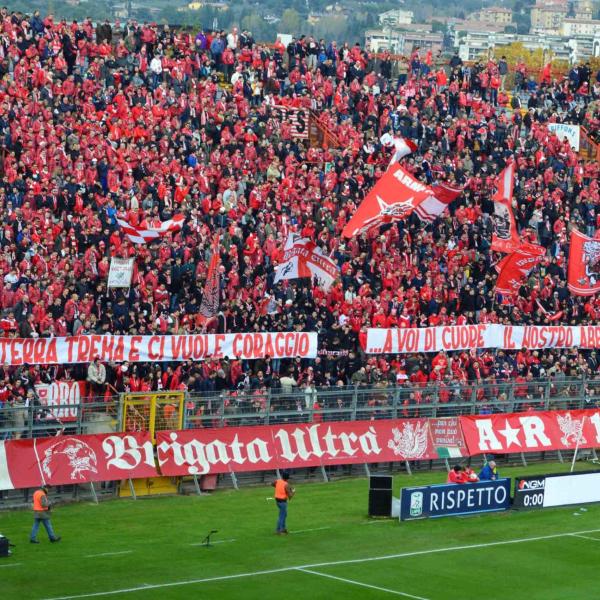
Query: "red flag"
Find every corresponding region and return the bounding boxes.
[568,229,600,296]
[342,164,430,237]
[414,181,463,222]
[495,249,544,298]
[491,162,520,254]
[199,236,221,318]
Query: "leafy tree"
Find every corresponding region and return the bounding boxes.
[280,8,302,34]
[492,42,545,71]
[241,14,271,40]
[431,20,446,33]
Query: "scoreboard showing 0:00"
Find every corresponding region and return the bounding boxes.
[513,471,600,510]
[513,476,546,509]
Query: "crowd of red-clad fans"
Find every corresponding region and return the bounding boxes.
[0,9,599,428]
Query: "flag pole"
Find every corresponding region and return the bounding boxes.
[570,415,587,473]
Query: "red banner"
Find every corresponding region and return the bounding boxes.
[460,409,600,455]
[567,228,600,296]
[491,162,520,254]
[0,433,158,490]
[156,419,437,475]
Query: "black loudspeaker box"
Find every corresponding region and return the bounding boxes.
[369,474,393,490]
[368,488,392,517]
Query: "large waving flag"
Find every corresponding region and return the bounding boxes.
[495,248,544,298]
[491,162,521,254]
[274,234,339,289]
[568,229,600,296]
[117,214,185,244]
[342,164,430,237]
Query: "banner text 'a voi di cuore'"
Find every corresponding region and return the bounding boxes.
[366,325,600,354]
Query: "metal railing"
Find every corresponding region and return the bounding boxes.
[182,377,600,430]
[0,398,118,440]
[3,377,598,440]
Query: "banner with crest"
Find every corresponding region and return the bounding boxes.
[460,409,600,455]
[568,228,600,296]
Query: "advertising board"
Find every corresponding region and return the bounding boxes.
[400,479,511,521]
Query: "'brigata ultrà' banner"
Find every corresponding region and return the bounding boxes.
[366,325,600,354]
[156,418,438,475]
[0,332,318,365]
[3,410,600,489]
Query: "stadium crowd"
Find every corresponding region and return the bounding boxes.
[0,10,599,428]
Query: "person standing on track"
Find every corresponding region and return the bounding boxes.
[272,471,295,534]
[30,485,61,544]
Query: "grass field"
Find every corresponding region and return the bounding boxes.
[2,461,600,600]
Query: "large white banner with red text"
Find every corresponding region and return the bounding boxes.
[460,409,600,455]
[0,433,158,490]
[156,419,437,475]
[0,332,317,365]
[366,325,600,354]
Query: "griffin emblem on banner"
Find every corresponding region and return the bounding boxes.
[387,422,429,459]
[556,413,586,446]
[41,438,98,481]
[582,240,600,285]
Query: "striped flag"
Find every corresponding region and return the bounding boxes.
[273,106,309,139]
[414,182,463,223]
[116,215,185,244]
[436,447,465,459]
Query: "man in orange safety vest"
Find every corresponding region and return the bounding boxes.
[30,485,61,544]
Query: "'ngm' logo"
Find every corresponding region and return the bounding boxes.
[518,479,545,490]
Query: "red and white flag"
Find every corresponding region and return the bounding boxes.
[568,229,600,296]
[414,181,463,223]
[495,248,544,298]
[380,133,418,164]
[274,234,340,289]
[342,164,430,237]
[117,215,185,244]
[491,162,521,254]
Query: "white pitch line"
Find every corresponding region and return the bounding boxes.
[290,527,331,534]
[85,551,133,558]
[302,527,600,569]
[569,533,600,542]
[0,562,21,568]
[297,568,430,600]
[41,527,600,600]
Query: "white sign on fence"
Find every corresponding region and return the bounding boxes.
[548,123,580,151]
[107,257,134,288]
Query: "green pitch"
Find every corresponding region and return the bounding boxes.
[2,462,600,600]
